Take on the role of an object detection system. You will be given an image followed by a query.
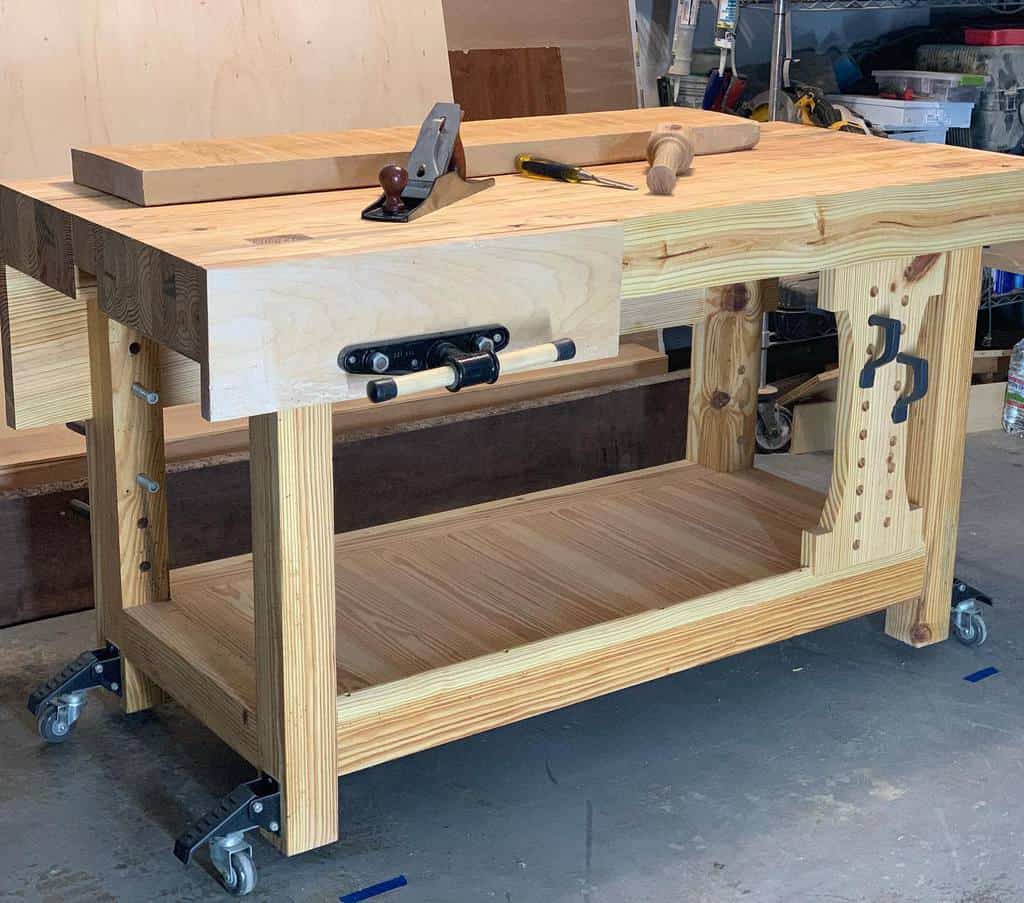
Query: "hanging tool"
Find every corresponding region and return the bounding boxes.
[362,102,494,223]
[514,155,637,190]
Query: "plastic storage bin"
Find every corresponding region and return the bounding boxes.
[827,94,974,129]
[885,127,949,144]
[965,27,1024,47]
[872,69,985,102]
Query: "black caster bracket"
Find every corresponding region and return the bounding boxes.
[27,644,123,743]
[951,578,993,648]
[174,775,281,897]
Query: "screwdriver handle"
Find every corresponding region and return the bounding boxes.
[514,154,582,183]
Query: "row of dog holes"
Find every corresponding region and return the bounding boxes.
[851,373,901,552]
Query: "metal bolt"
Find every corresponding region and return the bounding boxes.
[53,721,68,735]
[347,355,357,365]
[110,682,119,692]
[130,382,160,405]
[251,801,264,815]
[474,335,495,353]
[94,664,103,675]
[493,332,503,343]
[268,821,280,833]
[135,474,161,493]
[411,358,420,368]
[370,351,390,373]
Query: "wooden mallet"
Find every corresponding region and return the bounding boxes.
[645,123,695,196]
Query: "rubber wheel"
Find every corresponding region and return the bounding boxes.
[221,851,257,897]
[954,611,988,648]
[756,404,793,454]
[37,704,73,744]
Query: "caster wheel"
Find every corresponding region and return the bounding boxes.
[953,610,988,648]
[756,404,792,453]
[37,703,74,743]
[220,851,257,897]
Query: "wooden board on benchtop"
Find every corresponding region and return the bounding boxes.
[450,49,567,121]
[70,108,760,206]
[0,369,685,629]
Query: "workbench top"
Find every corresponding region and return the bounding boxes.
[6,122,1024,275]
[5,118,1024,421]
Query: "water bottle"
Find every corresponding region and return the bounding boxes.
[1005,338,1024,436]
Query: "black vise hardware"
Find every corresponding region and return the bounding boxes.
[891,352,928,424]
[339,325,510,377]
[860,315,902,389]
[433,342,500,393]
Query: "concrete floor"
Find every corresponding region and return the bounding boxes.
[1,431,1022,903]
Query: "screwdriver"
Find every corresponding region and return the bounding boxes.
[514,154,638,190]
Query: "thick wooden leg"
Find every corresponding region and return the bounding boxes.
[886,246,982,646]
[686,280,765,472]
[802,255,948,575]
[250,403,338,855]
[86,300,166,712]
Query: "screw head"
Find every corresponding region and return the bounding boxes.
[493,332,503,343]
[110,682,120,692]
[53,721,68,735]
[347,355,357,365]
[94,664,104,675]
[370,351,390,373]
[268,821,280,833]
[251,801,264,814]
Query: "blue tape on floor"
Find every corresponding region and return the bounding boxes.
[964,667,999,683]
[340,874,407,903]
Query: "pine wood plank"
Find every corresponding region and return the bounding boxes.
[86,300,164,712]
[250,403,338,855]
[71,108,758,206]
[120,461,923,777]
[1,266,198,428]
[802,254,947,574]
[687,281,765,472]
[886,246,983,647]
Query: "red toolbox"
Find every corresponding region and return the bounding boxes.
[965,27,1024,46]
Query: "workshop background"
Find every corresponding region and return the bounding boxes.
[1,0,1023,901]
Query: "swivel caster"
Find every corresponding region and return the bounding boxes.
[210,833,258,896]
[952,599,988,648]
[175,775,280,897]
[755,400,792,453]
[27,645,122,743]
[36,692,88,744]
[950,579,993,648]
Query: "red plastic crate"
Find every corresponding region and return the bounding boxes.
[965,27,1024,46]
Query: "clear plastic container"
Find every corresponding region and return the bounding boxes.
[827,94,974,129]
[1004,338,1024,437]
[872,69,985,103]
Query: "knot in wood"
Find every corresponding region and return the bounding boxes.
[911,623,932,645]
[719,284,749,312]
[904,254,940,283]
[710,390,731,409]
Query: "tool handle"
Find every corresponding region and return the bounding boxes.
[645,124,695,196]
[366,339,577,403]
[514,154,582,184]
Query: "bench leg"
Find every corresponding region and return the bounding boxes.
[886,246,982,646]
[250,403,339,855]
[86,300,166,712]
[687,280,766,472]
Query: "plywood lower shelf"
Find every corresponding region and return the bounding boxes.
[121,460,925,775]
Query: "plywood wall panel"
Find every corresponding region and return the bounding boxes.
[0,0,453,181]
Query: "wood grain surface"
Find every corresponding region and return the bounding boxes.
[450,48,567,121]
[802,254,946,574]
[886,246,983,647]
[0,0,453,181]
[71,108,757,206]
[687,281,765,472]
[250,404,338,854]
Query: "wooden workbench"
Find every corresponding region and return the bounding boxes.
[4,109,1024,885]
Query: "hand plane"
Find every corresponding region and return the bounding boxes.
[362,102,494,223]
